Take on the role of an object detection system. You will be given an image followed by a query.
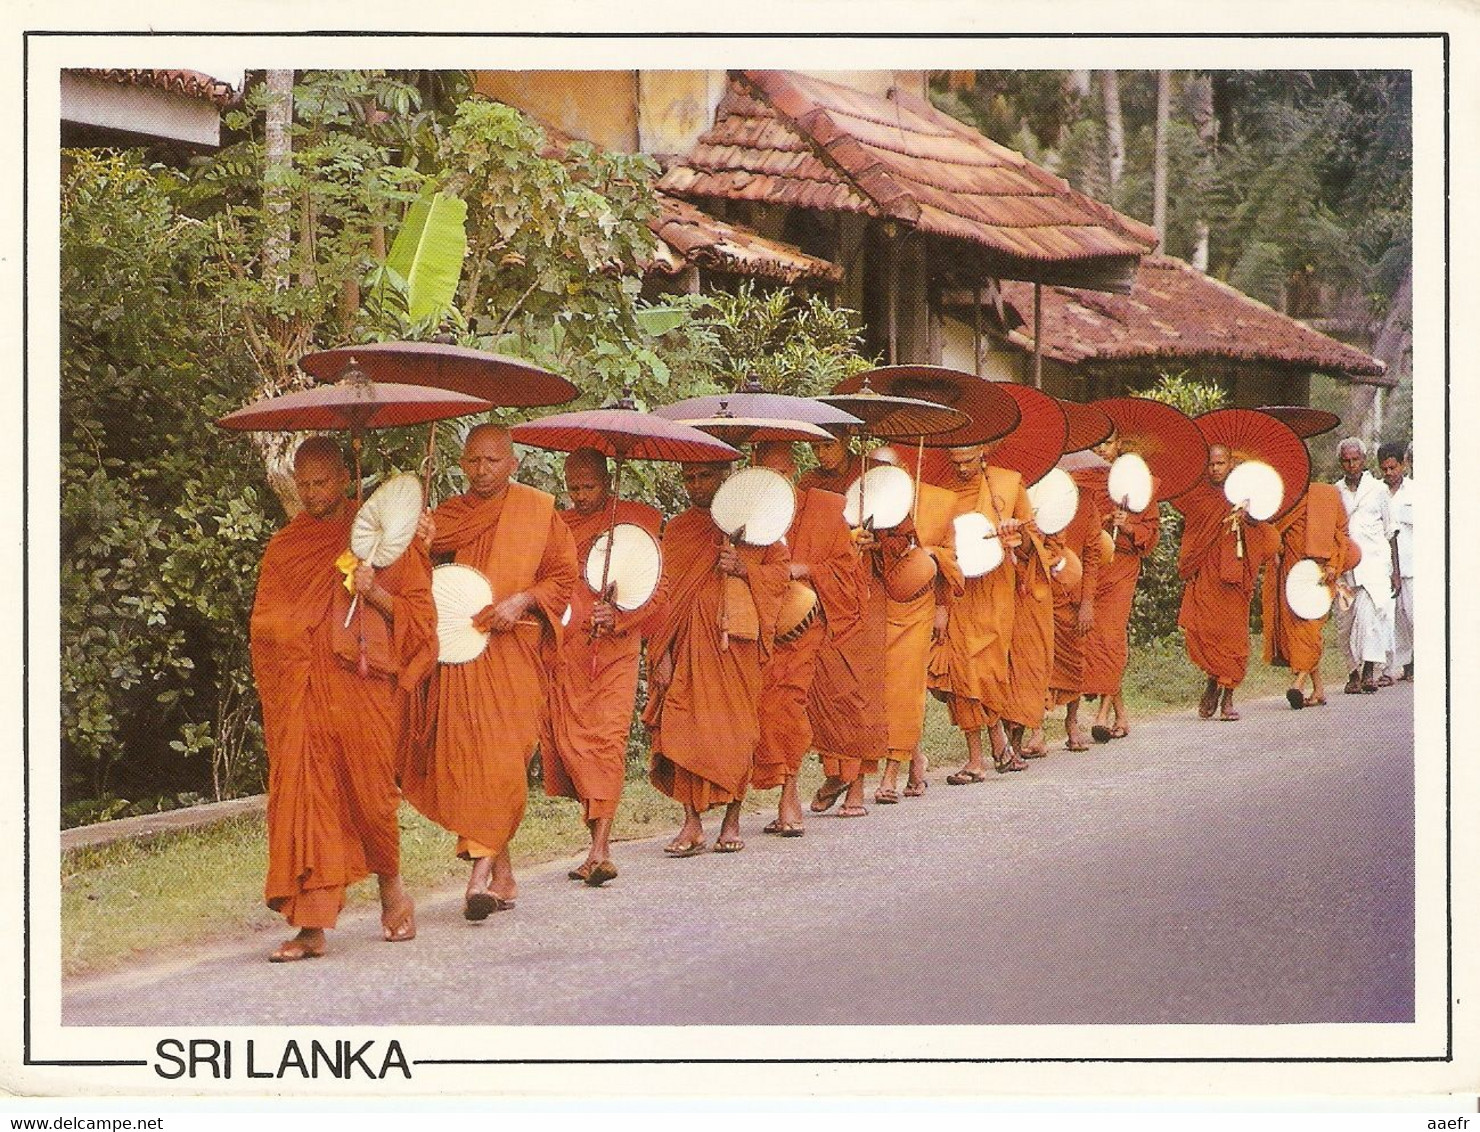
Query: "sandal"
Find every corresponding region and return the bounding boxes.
[712,837,745,853]
[1286,688,1305,710]
[874,788,900,805]
[1377,675,1395,687]
[464,892,514,921]
[584,860,618,887]
[1304,696,1327,707]
[762,819,805,838]
[946,767,988,785]
[381,899,417,943]
[810,780,848,814]
[269,936,326,963]
[1344,674,1364,695]
[1090,724,1112,744]
[837,804,868,818]
[1109,725,1130,739]
[568,861,595,881]
[663,837,708,858]
[1064,738,1089,752]
[903,778,928,797]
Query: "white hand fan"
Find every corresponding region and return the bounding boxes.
[954,510,1005,578]
[1223,460,1284,522]
[710,466,796,546]
[432,563,493,665]
[350,473,423,568]
[1027,466,1079,535]
[842,464,914,530]
[1285,558,1334,620]
[585,523,663,612]
[1107,452,1153,513]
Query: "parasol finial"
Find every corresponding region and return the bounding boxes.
[613,388,638,412]
[739,373,766,394]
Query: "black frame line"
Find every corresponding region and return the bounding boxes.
[22,28,1452,1073]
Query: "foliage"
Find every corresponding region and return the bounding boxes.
[61,151,273,806]
[1128,373,1228,644]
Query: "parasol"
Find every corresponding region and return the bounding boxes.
[654,374,863,430]
[675,402,834,447]
[1059,399,1115,453]
[1089,396,1208,502]
[510,394,736,656]
[831,366,1021,448]
[982,383,1069,488]
[218,368,494,678]
[1255,405,1343,441]
[1195,408,1310,521]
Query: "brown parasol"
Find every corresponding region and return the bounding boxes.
[1089,396,1208,502]
[218,367,495,678]
[1255,405,1342,440]
[831,366,1021,448]
[655,374,863,430]
[1059,398,1115,453]
[983,383,1069,487]
[1194,407,1311,521]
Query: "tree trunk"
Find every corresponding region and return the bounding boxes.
[1188,73,1217,272]
[1100,71,1125,193]
[1351,262,1412,447]
[262,70,294,293]
[1152,70,1171,245]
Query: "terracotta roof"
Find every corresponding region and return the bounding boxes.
[659,70,1158,291]
[1002,255,1391,386]
[648,193,842,285]
[73,68,241,109]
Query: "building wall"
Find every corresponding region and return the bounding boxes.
[61,72,221,147]
[941,315,1026,382]
[636,71,727,158]
[472,71,640,151]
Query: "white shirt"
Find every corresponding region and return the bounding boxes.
[1336,471,1393,595]
[1387,477,1414,578]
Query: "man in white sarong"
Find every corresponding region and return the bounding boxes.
[1334,437,1399,695]
[1379,442,1414,682]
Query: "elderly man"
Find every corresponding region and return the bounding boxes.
[402,424,578,920]
[250,437,438,962]
[643,462,789,855]
[1335,437,1400,694]
[541,448,663,886]
[1379,442,1415,683]
[1173,443,1278,721]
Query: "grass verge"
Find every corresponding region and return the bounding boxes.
[61,631,1343,978]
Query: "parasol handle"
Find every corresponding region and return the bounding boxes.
[356,594,369,678]
[718,533,732,652]
[421,422,438,504]
[1111,492,1129,546]
[588,458,625,658]
[913,436,924,526]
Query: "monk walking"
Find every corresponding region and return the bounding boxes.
[542,448,664,886]
[250,437,437,962]
[799,440,885,819]
[644,462,789,855]
[1042,459,1103,752]
[1080,428,1160,742]
[1173,444,1278,721]
[1263,479,1358,708]
[402,424,578,920]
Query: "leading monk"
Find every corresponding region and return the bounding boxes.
[250,436,438,962]
[402,424,578,920]
[643,462,789,855]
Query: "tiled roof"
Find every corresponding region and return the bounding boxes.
[1002,255,1390,385]
[659,70,1158,290]
[73,68,241,109]
[649,193,843,285]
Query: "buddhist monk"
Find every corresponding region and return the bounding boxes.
[250,436,437,962]
[1041,459,1103,751]
[800,439,885,819]
[750,441,861,835]
[1000,479,1058,762]
[929,444,1028,780]
[542,448,664,886]
[402,424,578,919]
[876,447,963,803]
[1081,428,1160,742]
[1263,480,1358,709]
[643,462,789,854]
[1173,443,1279,721]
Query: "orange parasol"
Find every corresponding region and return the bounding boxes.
[1059,398,1114,453]
[982,384,1069,487]
[1194,407,1311,520]
[1254,405,1342,440]
[1089,397,1208,502]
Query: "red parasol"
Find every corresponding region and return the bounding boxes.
[299,340,579,407]
[1059,398,1115,453]
[1195,407,1311,520]
[832,366,1021,448]
[1089,396,1208,502]
[1255,405,1342,440]
[216,380,493,433]
[983,383,1069,487]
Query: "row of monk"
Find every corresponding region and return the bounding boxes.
[249,420,1407,963]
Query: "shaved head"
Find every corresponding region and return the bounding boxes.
[754,441,798,477]
[292,436,350,519]
[293,435,347,474]
[461,424,517,499]
[564,447,612,515]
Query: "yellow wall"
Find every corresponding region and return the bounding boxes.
[472,71,639,152]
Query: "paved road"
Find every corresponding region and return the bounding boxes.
[64,685,1414,1027]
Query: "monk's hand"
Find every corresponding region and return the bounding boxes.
[352,563,377,595]
[482,591,533,633]
[1112,508,1130,528]
[416,511,436,550]
[932,603,949,643]
[718,542,747,577]
[590,601,617,632]
[852,528,877,553]
[998,518,1024,549]
[1076,600,1094,635]
[1319,562,1338,586]
[652,650,674,692]
[789,562,811,580]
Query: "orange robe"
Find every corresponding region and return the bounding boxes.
[1048,476,1103,703]
[251,507,437,929]
[929,467,1029,731]
[644,506,789,811]
[1080,466,1160,697]
[1262,483,1357,673]
[542,499,664,822]
[1003,520,1056,730]
[799,468,887,779]
[753,488,854,788]
[1174,480,1279,688]
[402,484,578,859]
[884,480,963,759]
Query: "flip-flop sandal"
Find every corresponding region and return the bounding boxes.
[584,861,618,887]
[946,768,988,784]
[712,838,745,853]
[1109,726,1130,739]
[568,862,595,881]
[810,782,848,813]
[381,901,417,943]
[1305,697,1328,707]
[837,804,868,818]
[1218,710,1241,722]
[874,789,900,805]
[663,838,708,858]
[269,937,326,963]
[903,780,928,797]
[1377,675,1395,687]
[1019,747,1048,759]
[1090,725,1112,744]
[1286,688,1305,710]
[1064,740,1089,752]
[1361,683,1379,693]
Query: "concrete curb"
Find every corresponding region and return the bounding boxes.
[61,794,266,852]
